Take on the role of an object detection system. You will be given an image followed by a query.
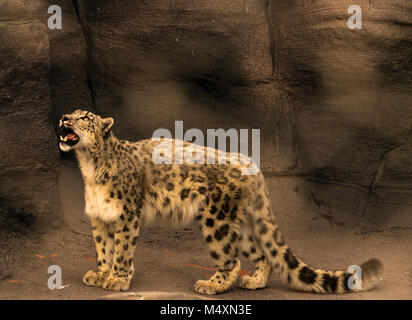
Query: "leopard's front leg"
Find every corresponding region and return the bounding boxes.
[102,211,141,291]
[83,218,115,287]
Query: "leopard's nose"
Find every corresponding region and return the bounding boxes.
[59,115,69,128]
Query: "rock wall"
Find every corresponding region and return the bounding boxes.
[0,0,411,233]
[0,0,63,232]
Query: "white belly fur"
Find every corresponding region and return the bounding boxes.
[141,191,203,227]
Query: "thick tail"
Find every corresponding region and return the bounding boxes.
[255,218,383,293]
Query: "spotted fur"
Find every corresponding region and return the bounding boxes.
[59,110,383,294]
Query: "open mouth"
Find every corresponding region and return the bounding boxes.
[59,126,79,146]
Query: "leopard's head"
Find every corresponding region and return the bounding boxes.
[58,109,114,152]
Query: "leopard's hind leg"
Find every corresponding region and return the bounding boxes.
[238,224,272,290]
[193,200,241,295]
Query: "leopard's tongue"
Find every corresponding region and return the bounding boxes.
[66,133,77,140]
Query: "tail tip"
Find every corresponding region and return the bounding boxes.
[360,258,384,274]
[359,258,384,290]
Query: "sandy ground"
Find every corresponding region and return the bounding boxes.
[0,160,411,300]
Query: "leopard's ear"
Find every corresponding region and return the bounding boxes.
[102,117,114,136]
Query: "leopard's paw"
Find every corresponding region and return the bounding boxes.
[194,279,229,295]
[102,275,130,291]
[238,274,266,290]
[82,270,106,287]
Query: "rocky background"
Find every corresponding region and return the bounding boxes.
[1,0,411,240]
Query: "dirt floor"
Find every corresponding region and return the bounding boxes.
[0,160,411,300]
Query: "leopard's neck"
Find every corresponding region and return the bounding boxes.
[75,132,120,184]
